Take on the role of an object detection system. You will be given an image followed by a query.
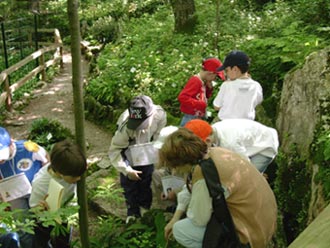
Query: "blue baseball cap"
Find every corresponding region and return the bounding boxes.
[217,50,250,71]
[0,127,11,160]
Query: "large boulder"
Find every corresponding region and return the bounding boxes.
[275,47,330,243]
[277,47,330,156]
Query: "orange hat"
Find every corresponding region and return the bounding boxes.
[184,119,212,141]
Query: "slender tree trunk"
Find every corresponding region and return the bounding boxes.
[215,0,220,55]
[170,0,197,33]
[67,0,90,247]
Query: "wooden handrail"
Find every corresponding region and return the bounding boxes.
[0,29,63,111]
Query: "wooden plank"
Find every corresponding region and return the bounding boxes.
[288,204,330,248]
[0,43,60,86]
[10,65,45,92]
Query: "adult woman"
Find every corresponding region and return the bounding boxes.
[159,128,277,248]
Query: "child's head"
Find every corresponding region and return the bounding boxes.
[184,119,214,147]
[50,139,87,183]
[127,95,155,130]
[0,127,12,163]
[217,50,250,79]
[202,57,225,81]
[159,128,208,170]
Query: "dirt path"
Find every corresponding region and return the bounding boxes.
[3,53,112,165]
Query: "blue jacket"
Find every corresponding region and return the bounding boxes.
[0,140,44,182]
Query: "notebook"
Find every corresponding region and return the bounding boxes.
[46,178,64,212]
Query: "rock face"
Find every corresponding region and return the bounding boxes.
[276,47,330,156]
[276,47,330,223]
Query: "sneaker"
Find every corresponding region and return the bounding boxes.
[125,216,136,224]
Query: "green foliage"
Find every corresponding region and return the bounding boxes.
[310,96,330,201]
[90,182,124,205]
[84,0,330,124]
[89,209,183,248]
[290,0,330,29]
[232,0,275,11]
[273,146,311,243]
[0,202,35,235]
[31,204,79,236]
[88,16,121,43]
[28,118,74,151]
[85,3,225,117]
[0,202,79,240]
[80,0,164,43]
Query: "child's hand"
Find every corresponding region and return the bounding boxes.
[205,81,213,89]
[161,190,176,201]
[161,192,167,200]
[127,170,142,181]
[38,194,50,210]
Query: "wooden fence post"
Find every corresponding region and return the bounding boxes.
[40,54,47,81]
[4,77,12,112]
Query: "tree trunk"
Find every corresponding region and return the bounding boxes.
[67,0,90,247]
[215,0,220,55]
[170,0,197,33]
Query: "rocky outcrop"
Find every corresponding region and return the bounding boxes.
[276,46,330,234]
[277,47,330,156]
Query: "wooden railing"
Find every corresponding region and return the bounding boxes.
[0,28,63,111]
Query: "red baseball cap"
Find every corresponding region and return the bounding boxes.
[202,58,225,81]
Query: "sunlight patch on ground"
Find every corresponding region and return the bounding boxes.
[17,114,41,121]
[42,90,56,95]
[51,107,64,112]
[63,54,72,63]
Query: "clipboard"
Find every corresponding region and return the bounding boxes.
[0,173,32,202]
[161,175,185,197]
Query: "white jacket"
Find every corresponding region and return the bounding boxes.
[109,105,166,175]
[212,119,279,159]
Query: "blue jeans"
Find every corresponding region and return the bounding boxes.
[249,154,273,173]
[180,114,203,127]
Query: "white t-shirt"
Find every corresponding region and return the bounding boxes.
[212,119,279,159]
[213,78,263,120]
[29,165,76,208]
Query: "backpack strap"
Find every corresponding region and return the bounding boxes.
[200,158,242,247]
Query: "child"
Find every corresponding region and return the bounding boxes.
[29,139,87,248]
[0,126,49,210]
[185,119,279,173]
[109,95,166,223]
[178,57,225,126]
[213,50,263,120]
